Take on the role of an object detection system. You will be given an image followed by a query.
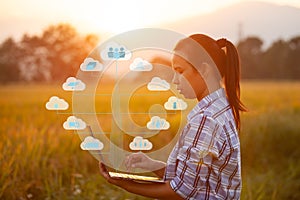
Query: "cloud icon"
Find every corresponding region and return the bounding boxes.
[100,42,132,60]
[129,136,153,151]
[63,116,86,130]
[62,77,85,91]
[147,116,170,130]
[147,77,170,91]
[164,96,187,110]
[80,57,103,71]
[45,96,69,110]
[80,136,104,150]
[130,58,153,71]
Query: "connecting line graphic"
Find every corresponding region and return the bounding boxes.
[56,111,177,114]
[73,93,163,96]
[111,59,122,169]
[90,152,111,155]
[77,131,160,135]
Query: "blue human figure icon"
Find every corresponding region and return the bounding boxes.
[119,47,125,58]
[151,120,155,127]
[173,102,177,109]
[156,120,161,128]
[113,48,119,59]
[108,47,114,58]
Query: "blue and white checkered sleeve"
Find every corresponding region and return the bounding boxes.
[170,116,221,199]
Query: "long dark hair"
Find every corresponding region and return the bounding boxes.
[189,34,247,130]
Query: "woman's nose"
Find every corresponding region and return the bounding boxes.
[172,72,179,85]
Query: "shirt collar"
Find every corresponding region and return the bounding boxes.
[187,88,226,121]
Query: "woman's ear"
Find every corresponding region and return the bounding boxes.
[198,62,210,78]
[199,62,223,93]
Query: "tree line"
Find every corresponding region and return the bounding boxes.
[0,23,98,83]
[0,23,299,83]
[237,36,300,79]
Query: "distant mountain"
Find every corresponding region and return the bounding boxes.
[161,1,300,47]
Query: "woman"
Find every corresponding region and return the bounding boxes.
[99,34,247,199]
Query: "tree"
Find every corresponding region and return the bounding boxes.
[262,39,289,79]
[286,36,300,79]
[16,23,99,82]
[0,37,21,83]
[40,23,98,82]
[237,37,264,79]
[18,34,52,82]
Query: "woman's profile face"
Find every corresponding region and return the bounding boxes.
[172,55,208,100]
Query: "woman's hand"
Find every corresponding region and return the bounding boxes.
[124,152,166,177]
[99,161,183,199]
[98,162,132,188]
[124,152,155,171]
[98,161,110,181]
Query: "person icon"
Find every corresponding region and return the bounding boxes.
[119,47,125,58]
[107,47,114,58]
[155,120,161,128]
[173,102,177,109]
[113,48,119,59]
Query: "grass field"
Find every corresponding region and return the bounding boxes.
[0,81,300,199]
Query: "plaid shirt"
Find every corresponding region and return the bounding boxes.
[164,88,242,200]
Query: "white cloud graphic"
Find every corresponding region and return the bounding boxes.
[100,42,132,60]
[129,136,153,151]
[63,116,86,130]
[129,58,153,71]
[80,57,103,71]
[80,136,104,150]
[147,77,170,91]
[62,77,85,91]
[45,96,69,110]
[147,116,170,130]
[164,96,187,110]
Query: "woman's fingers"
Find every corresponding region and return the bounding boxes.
[124,155,132,170]
[125,155,137,171]
[125,153,143,170]
[99,162,133,187]
[99,162,110,180]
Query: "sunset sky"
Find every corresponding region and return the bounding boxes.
[0,0,300,42]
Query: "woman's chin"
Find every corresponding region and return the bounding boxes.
[180,92,189,99]
[182,92,197,100]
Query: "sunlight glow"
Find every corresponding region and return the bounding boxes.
[0,0,300,41]
[60,0,151,34]
[52,0,238,34]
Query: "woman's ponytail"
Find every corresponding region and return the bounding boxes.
[189,34,247,130]
[217,39,247,130]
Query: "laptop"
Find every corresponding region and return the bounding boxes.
[87,125,165,183]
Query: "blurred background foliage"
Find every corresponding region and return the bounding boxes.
[0,23,99,83]
[0,23,300,84]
